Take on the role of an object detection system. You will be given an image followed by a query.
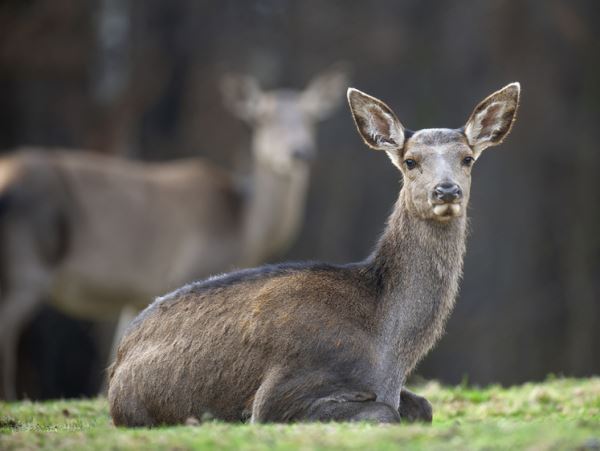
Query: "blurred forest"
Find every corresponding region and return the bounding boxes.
[0,0,599,398]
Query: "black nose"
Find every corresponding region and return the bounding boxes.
[433,182,462,202]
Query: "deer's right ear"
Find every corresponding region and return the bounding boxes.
[220,74,264,122]
[347,88,405,152]
[464,82,521,157]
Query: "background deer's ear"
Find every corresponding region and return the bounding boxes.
[300,63,350,121]
[464,82,521,157]
[220,74,264,122]
[347,88,405,152]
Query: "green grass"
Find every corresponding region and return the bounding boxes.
[1,377,599,450]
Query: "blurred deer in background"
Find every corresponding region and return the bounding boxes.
[0,66,348,400]
[108,83,520,426]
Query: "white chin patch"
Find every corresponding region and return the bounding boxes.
[433,204,449,216]
[433,204,461,218]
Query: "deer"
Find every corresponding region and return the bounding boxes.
[0,66,349,400]
[107,82,521,426]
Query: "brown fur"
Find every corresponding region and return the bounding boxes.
[108,83,520,425]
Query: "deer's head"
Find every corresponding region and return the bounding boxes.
[348,83,520,222]
[221,67,349,174]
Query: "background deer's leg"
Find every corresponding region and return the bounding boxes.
[0,288,45,400]
[0,220,52,400]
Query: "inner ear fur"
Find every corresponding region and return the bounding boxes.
[464,82,521,155]
[347,88,405,152]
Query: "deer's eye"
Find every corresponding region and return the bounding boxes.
[462,156,474,167]
[404,159,417,170]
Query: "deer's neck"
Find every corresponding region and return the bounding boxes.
[240,160,310,266]
[369,189,467,402]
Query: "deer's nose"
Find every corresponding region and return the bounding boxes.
[433,183,462,203]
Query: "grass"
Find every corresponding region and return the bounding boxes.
[1,377,599,450]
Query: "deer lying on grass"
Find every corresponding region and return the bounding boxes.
[0,67,348,400]
[108,82,520,425]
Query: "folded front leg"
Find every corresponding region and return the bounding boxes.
[399,388,432,423]
[251,367,400,423]
[303,390,400,423]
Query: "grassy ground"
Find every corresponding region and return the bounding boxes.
[1,377,599,450]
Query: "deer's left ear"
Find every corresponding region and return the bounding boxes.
[464,82,521,157]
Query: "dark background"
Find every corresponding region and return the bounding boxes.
[1,0,599,398]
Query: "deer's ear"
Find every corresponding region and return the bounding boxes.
[347,88,405,152]
[300,63,350,121]
[220,74,264,122]
[464,82,521,156]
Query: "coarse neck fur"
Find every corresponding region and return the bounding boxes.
[366,188,468,405]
